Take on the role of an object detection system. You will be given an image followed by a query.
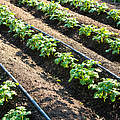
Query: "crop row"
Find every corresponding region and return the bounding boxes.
[0,4,120,102]
[18,0,120,55]
[52,0,120,27]
[0,79,31,119]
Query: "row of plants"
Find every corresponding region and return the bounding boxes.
[0,79,31,119]
[18,0,120,55]
[52,0,120,27]
[19,0,79,28]
[0,4,120,103]
[79,24,120,54]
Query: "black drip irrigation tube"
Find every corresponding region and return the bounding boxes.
[31,26,120,81]
[0,63,51,120]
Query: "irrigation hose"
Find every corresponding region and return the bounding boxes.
[0,63,51,120]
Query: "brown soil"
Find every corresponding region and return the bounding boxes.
[0,1,120,120]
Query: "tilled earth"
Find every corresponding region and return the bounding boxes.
[0,0,120,120]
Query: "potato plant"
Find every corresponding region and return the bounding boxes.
[79,24,96,36]
[107,9,120,26]
[54,52,78,68]
[9,19,33,40]
[0,80,18,105]
[0,5,15,26]
[89,78,120,102]
[19,0,39,7]
[0,5,33,40]
[27,33,59,57]
[2,106,31,120]
[18,0,120,54]
[106,38,120,54]
[69,60,100,85]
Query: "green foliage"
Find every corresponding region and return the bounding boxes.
[107,9,120,27]
[78,24,120,54]
[80,0,97,12]
[2,106,31,120]
[106,38,120,54]
[19,0,38,6]
[54,52,78,68]
[92,27,113,43]
[89,78,120,102]
[20,0,79,28]
[64,17,79,28]
[0,80,18,105]
[107,9,120,21]
[56,0,120,27]
[79,24,96,36]
[112,0,120,2]
[27,33,58,57]
[96,3,108,14]
[9,19,33,40]
[0,4,33,40]
[0,3,120,103]
[0,5,15,26]
[69,60,100,85]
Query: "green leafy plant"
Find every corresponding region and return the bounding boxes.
[64,17,79,28]
[20,0,79,28]
[107,9,120,27]
[106,38,120,54]
[0,5,15,26]
[69,60,100,85]
[78,24,120,54]
[27,33,58,57]
[19,0,38,6]
[8,19,33,40]
[0,5,33,40]
[89,78,120,102]
[2,106,31,120]
[79,0,96,12]
[107,9,120,21]
[55,0,120,27]
[92,27,113,43]
[0,80,18,105]
[54,52,78,68]
[96,2,108,14]
[79,24,96,36]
